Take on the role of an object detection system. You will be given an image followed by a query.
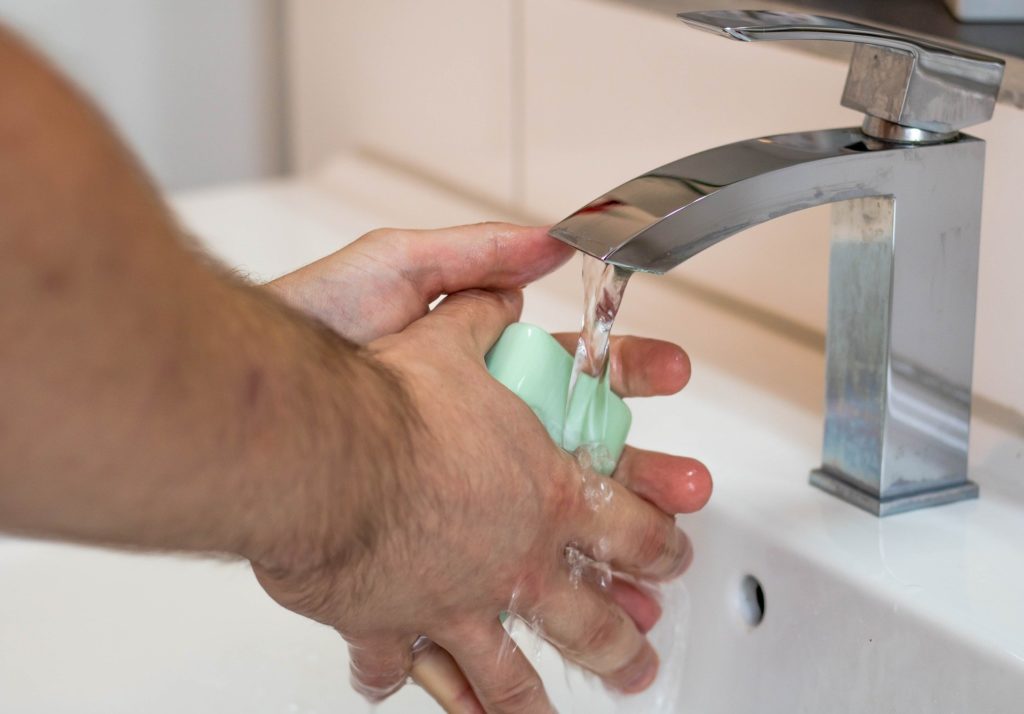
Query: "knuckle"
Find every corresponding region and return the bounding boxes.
[578,605,627,657]
[487,673,546,712]
[502,564,550,613]
[472,219,512,236]
[635,516,674,571]
[544,466,584,522]
[361,227,399,246]
[446,290,506,325]
[486,224,510,268]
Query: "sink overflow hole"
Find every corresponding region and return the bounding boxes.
[737,574,765,627]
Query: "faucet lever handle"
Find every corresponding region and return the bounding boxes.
[679,10,1004,137]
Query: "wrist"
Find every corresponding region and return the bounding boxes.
[233,298,420,576]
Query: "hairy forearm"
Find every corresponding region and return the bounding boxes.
[0,27,411,566]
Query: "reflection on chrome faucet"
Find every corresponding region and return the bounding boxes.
[550,11,1006,516]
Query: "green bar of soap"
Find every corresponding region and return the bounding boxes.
[485,322,631,475]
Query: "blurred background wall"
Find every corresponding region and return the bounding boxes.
[0,0,286,190]
[0,0,1020,422]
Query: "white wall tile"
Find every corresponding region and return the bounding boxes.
[285,0,1023,418]
[286,0,517,208]
[521,0,857,336]
[970,107,1024,416]
[522,0,1023,417]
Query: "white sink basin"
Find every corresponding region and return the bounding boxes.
[676,497,1024,712]
[3,163,1022,712]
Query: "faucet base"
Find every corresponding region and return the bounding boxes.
[809,469,979,517]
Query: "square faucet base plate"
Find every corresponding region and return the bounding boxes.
[809,469,979,517]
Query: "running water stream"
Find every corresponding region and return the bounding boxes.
[562,256,690,714]
[560,255,632,594]
[564,255,632,471]
[501,254,686,712]
[568,256,632,398]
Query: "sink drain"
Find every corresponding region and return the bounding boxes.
[736,574,766,627]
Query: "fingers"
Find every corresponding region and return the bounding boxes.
[552,334,690,397]
[550,332,710,514]
[570,555,663,635]
[576,475,693,581]
[614,447,713,515]
[526,579,659,693]
[419,288,523,355]
[411,639,485,714]
[607,577,662,634]
[610,336,690,396]
[396,223,574,303]
[347,634,413,702]
[438,623,554,713]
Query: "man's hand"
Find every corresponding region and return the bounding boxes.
[0,23,711,714]
[266,224,713,711]
[254,285,709,713]
[268,222,572,345]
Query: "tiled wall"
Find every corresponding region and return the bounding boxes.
[286,0,1024,421]
[287,1,518,207]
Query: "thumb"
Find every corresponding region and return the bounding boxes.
[415,288,522,356]
[400,222,573,301]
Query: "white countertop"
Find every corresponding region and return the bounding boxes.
[1,157,1021,712]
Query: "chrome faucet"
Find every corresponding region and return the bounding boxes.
[549,11,1005,516]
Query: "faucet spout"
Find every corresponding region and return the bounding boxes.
[550,126,986,515]
[552,128,934,273]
